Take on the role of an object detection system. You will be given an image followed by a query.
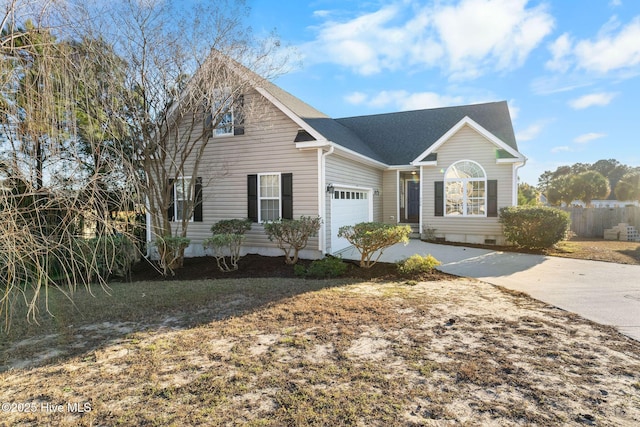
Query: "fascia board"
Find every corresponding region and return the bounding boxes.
[255,87,328,143]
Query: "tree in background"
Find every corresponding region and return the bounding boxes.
[518,182,540,206]
[538,159,635,205]
[591,159,630,199]
[615,171,640,203]
[545,175,575,206]
[570,170,610,207]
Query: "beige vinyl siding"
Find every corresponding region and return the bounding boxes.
[382,170,398,224]
[324,153,383,252]
[165,89,320,257]
[422,125,514,244]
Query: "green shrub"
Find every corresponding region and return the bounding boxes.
[337,222,411,268]
[204,219,252,272]
[264,216,322,265]
[296,256,348,279]
[499,206,570,249]
[76,235,137,282]
[210,218,253,235]
[398,254,441,276]
[155,235,191,276]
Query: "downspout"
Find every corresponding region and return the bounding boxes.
[145,195,152,258]
[513,159,527,205]
[419,166,423,237]
[319,144,335,254]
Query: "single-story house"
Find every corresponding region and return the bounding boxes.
[151,70,526,260]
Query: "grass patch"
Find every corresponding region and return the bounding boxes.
[1,278,640,426]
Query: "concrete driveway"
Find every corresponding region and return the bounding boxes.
[340,240,640,341]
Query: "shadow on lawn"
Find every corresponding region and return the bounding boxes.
[1,255,450,372]
[0,277,347,372]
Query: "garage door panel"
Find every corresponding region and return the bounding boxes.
[331,188,370,253]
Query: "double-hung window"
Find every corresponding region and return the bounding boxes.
[258,173,281,222]
[174,177,193,221]
[247,173,293,222]
[445,161,487,216]
[168,177,203,222]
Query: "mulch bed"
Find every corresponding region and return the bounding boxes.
[130,253,453,282]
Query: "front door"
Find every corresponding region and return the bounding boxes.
[407,181,420,223]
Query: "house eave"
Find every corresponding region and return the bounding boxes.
[411,161,438,167]
[295,140,330,150]
[331,144,388,169]
[496,157,525,164]
[255,86,328,143]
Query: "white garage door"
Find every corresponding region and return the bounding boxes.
[331,188,371,253]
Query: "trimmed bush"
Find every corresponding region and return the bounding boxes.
[264,216,322,265]
[295,256,347,279]
[155,236,191,276]
[204,219,252,272]
[499,206,570,249]
[338,222,411,268]
[398,254,441,276]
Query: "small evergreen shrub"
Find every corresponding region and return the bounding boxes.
[337,222,411,268]
[499,206,570,249]
[296,256,348,279]
[204,219,252,272]
[155,235,191,276]
[398,254,441,276]
[264,216,322,265]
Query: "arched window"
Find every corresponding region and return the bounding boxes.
[444,160,487,216]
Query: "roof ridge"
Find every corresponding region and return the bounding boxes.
[335,100,507,121]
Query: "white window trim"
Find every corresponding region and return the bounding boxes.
[444,160,487,217]
[173,176,194,222]
[258,172,281,223]
[212,88,234,137]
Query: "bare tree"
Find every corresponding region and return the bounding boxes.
[0,1,140,327]
[99,0,287,275]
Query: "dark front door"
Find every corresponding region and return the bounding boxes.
[407,181,420,223]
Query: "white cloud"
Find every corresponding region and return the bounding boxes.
[303,0,554,79]
[344,91,367,105]
[551,146,571,153]
[568,92,617,109]
[516,122,546,141]
[610,0,622,7]
[547,16,640,75]
[575,16,640,73]
[545,33,573,72]
[574,132,606,143]
[343,90,466,111]
[434,0,554,78]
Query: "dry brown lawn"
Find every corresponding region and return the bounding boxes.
[550,237,640,265]
[1,275,639,426]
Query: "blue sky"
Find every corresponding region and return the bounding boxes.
[246,0,640,185]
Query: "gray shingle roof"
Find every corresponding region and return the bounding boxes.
[260,82,517,167]
[334,101,517,165]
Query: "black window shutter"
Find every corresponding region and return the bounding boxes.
[167,179,175,222]
[248,174,258,222]
[434,181,444,217]
[193,177,203,222]
[487,180,498,217]
[281,173,293,220]
[234,94,245,135]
